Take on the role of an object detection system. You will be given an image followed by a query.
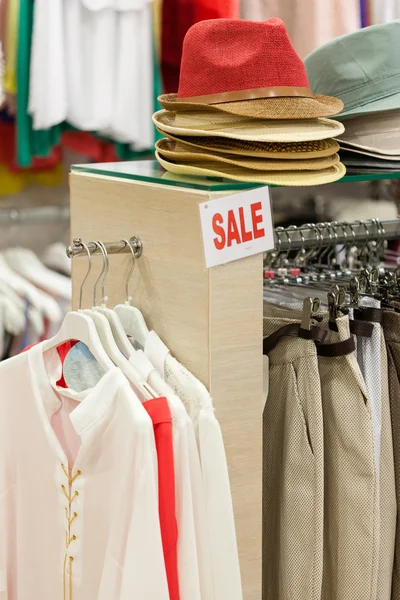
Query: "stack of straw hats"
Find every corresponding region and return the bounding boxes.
[305,22,400,174]
[153,18,346,187]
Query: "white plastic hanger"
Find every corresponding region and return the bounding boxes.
[93,241,135,359]
[41,241,115,371]
[0,255,61,323]
[83,241,156,401]
[3,248,71,301]
[114,238,149,349]
[42,242,71,276]
[0,296,25,337]
[0,279,43,337]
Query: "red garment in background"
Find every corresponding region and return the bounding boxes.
[0,121,61,172]
[161,0,239,92]
[0,122,118,171]
[21,341,180,600]
[62,131,119,163]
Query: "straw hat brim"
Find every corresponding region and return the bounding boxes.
[153,110,345,143]
[158,93,344,120]
[157,129,340,159]
[156,139,340,171]
[155,150,346,187]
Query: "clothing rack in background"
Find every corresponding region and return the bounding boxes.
[0,205,71,256]
[273,218,400,250]
[0,205,70,225]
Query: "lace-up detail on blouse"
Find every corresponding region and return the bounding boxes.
[61,464,81,600]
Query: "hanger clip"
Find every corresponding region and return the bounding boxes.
[328,290,339,323]
[300,297,320,331]
[349,277,359,307]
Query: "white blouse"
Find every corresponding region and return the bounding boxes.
[134,352,211,600]
[146,332,243,600]
[0,344,169,599]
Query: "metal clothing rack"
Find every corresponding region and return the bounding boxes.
[67,236,143,259]
[0,205,70,225]
[273,218,400,251]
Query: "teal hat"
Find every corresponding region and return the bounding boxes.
[305,21,400,119]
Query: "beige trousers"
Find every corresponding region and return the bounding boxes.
[317,316,378,600]
[383,311,400,600]
[263,316,324,600]
[263,304,380,600]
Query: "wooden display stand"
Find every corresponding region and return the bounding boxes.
[70,171,263,600]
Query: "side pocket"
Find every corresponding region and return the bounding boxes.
[289,363,314,457]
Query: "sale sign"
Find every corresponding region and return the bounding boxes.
[199,187,274,268]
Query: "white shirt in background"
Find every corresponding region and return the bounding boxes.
[29,0,67,129]
[103,0,154,148]
[64,0,116,131]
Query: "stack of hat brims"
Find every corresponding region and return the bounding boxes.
[154,18,347,187]
[305,22,400,174]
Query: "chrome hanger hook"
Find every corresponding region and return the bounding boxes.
[97,241,110,306]
[374,218,387,261]
[356,220,371,263]
[73,238,92,311]
[287,225,304,267]
[92,241,107,307]
[122,239,136,304]
[302,223,321,266]
[316,222,332,265]
[326,222,339,267]
[275,227,291,269]
[272,227,283,269]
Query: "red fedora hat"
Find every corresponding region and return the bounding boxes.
[159,18,343,120]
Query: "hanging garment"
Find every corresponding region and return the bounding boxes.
[107,2,154,148]
[317,315,378,600]
[28,0,67,129]
[352,300,396,600]
[153,0,162,59]
[354,297,382,475]
[24,339,198,600]
[0,45,3,109]
[3,0,19,96]
[17,0,63,167]
[64,0,116,131]
[0,117,62,172]
[383,310,400,600]
[240,0,360,59]
[377,326,396,600]
[21,341,180,600]
[146,376,205,600]
[0,0,7,108]
[142,397,180,600]
[263,302,382,599]
[126,349,210,600]
[0,344,170,599]
[262,316,324,600]
[145,331,243,600]
[370,0,400,23]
